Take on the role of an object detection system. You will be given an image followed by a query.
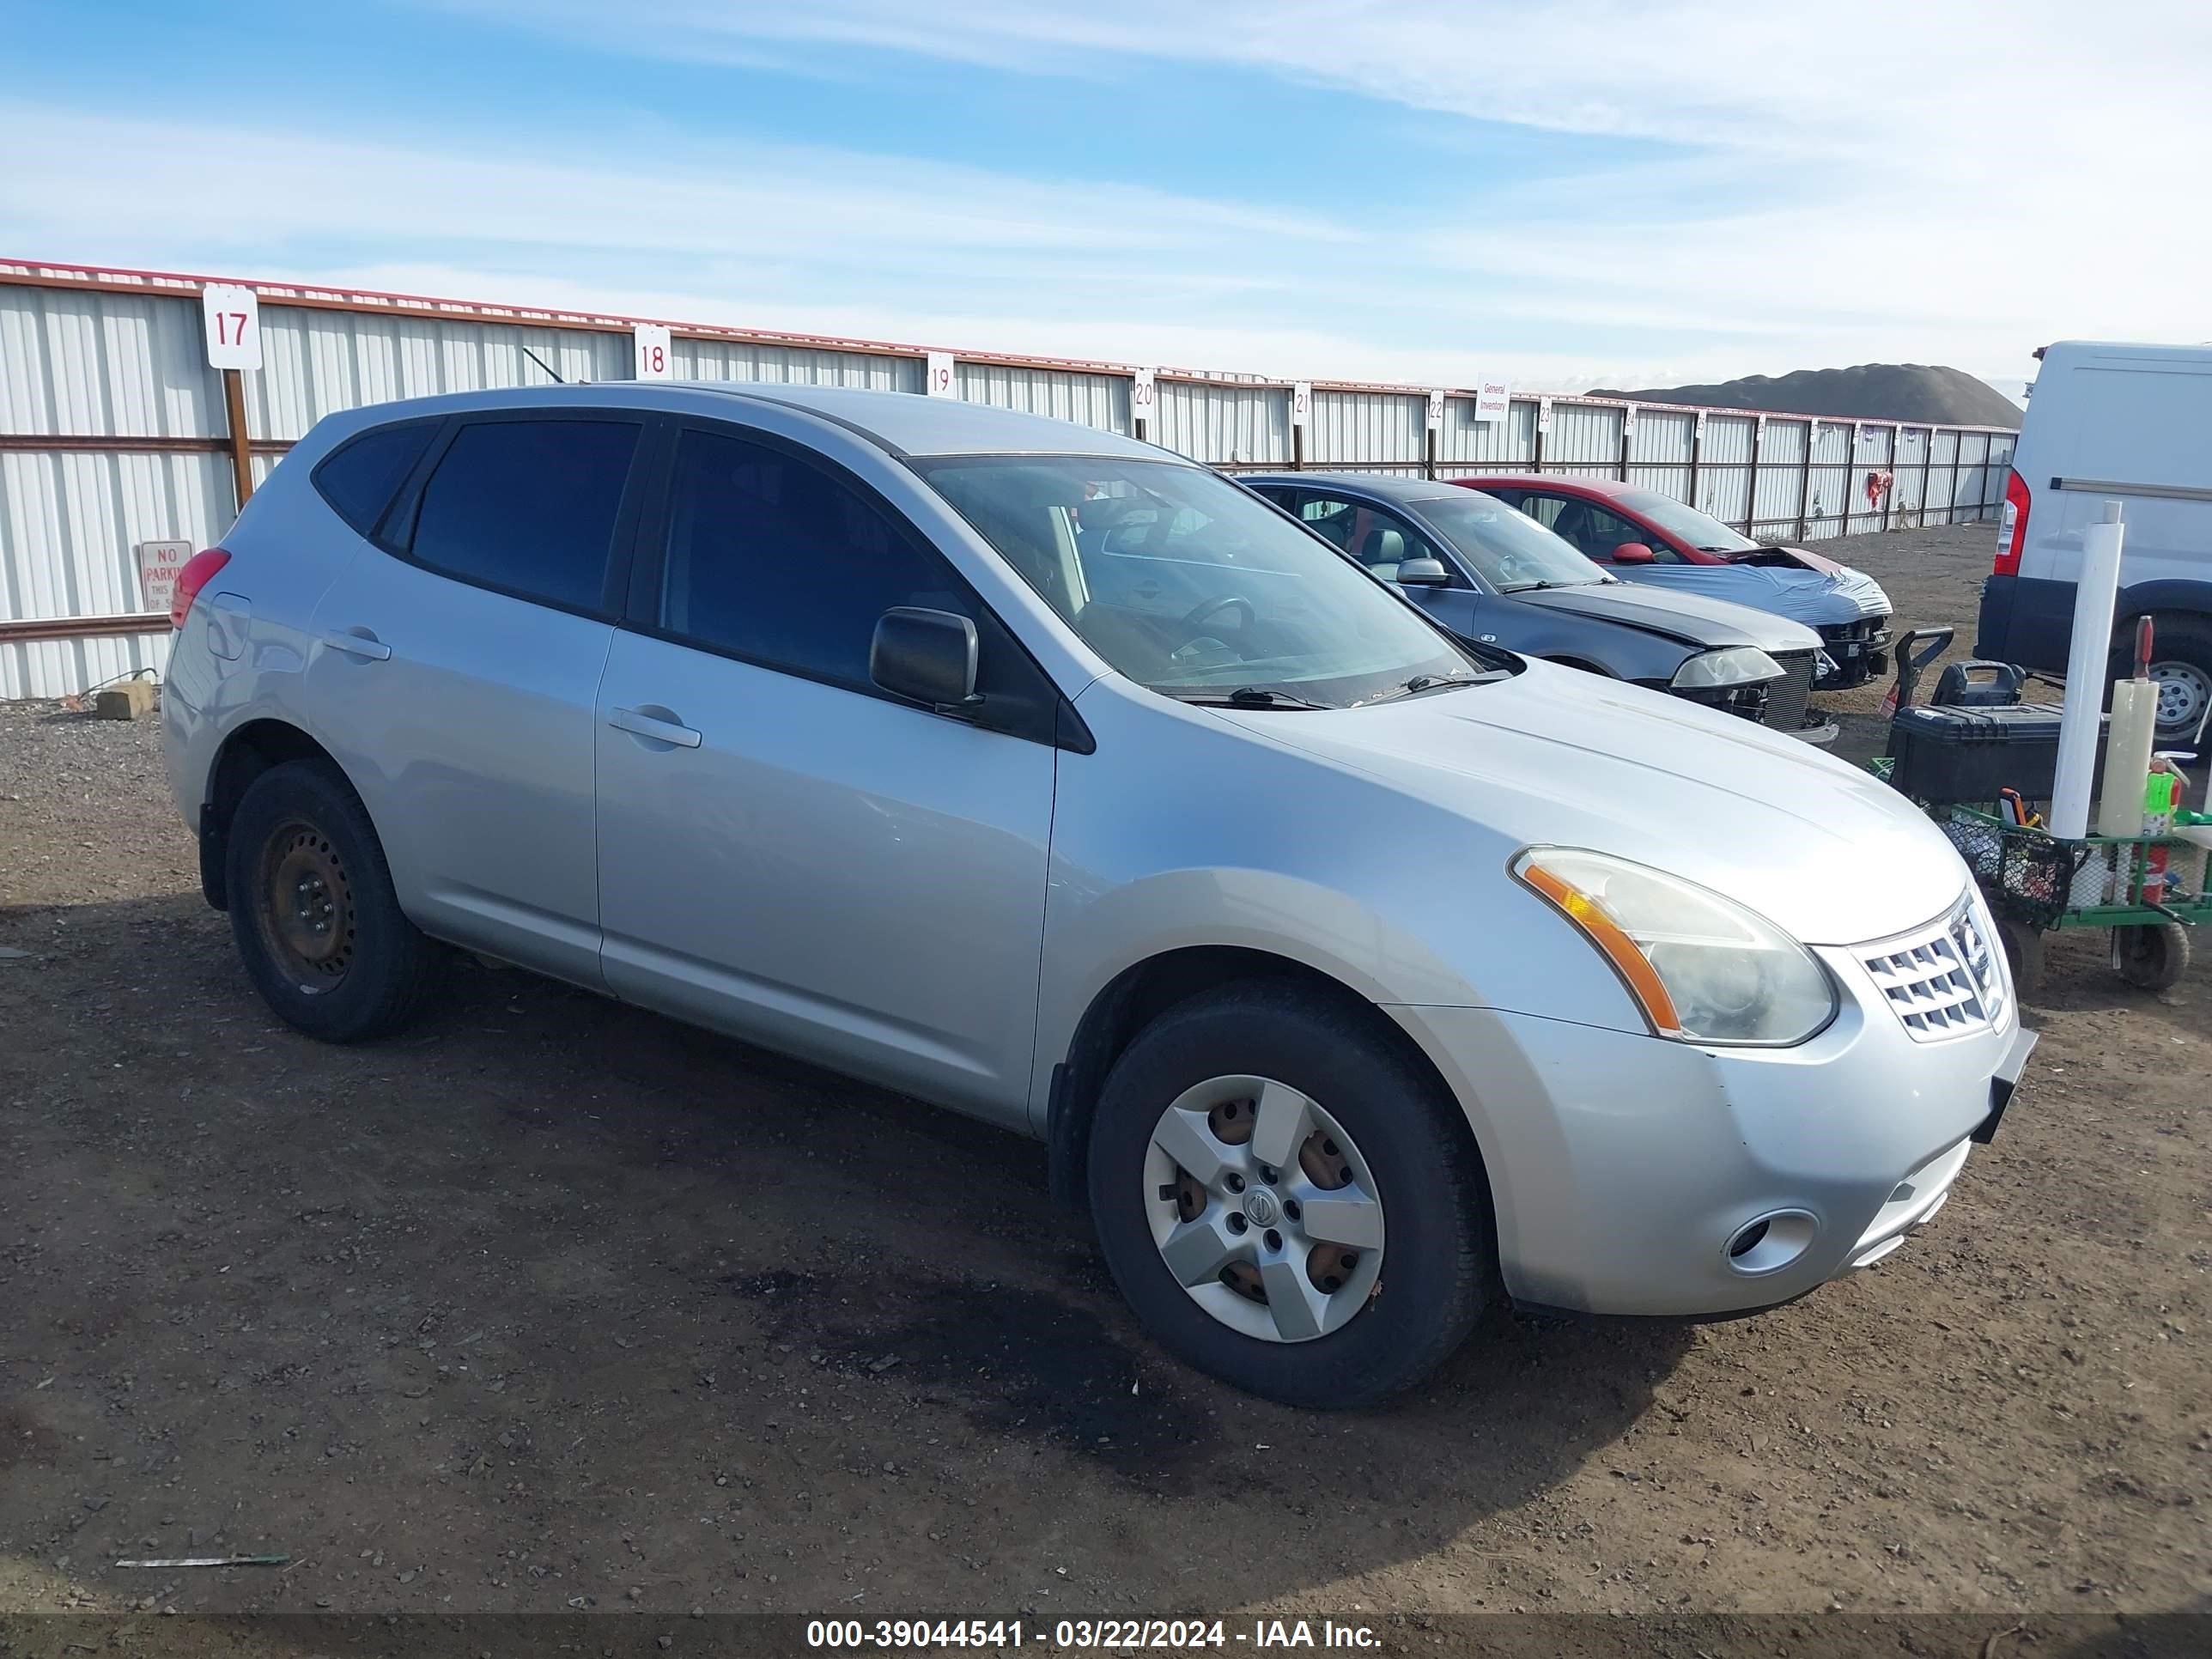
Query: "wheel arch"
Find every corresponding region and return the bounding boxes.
[1542,654,1615,677]
[198,718,348,910]
[1044,945,1492,1219]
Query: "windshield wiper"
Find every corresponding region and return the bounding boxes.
[1370,671,1493,702]
[1173,686,1332,710]
[1499,579,1601,592]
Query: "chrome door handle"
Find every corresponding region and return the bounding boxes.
[321,629,392,662]
[608,706,702,749]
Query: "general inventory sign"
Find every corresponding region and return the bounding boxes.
[1474,378,1512,425]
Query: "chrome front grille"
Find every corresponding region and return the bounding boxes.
[1860,896,2007,1041]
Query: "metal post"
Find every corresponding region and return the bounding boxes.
[1881,424,1898,533]
[1425,422,1437,482]
[1797,420,1814,543]
[1531,408,1547,473]
[1617,415,1632,483]
[1921,427,1936,530]
[1687,414,1703,513]
[222,368,254,513]
[1743,416,1763,536]
[1291,419,1304,471]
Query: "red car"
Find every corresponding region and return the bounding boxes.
[1451,475,1893,690]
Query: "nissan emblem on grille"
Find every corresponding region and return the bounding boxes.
[1863,901,2002,1042]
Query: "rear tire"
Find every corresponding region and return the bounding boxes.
[225,760,447,1042]
[2141,617,2212,742]
[1086,982,1492,1409]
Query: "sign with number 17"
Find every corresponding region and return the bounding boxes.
[201,284,261,372]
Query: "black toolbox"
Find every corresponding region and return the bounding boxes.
[1885,702,2103,807]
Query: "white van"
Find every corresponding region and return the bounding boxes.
[1978,340,2212,740]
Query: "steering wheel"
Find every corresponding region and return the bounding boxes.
[1179,593,1255,636]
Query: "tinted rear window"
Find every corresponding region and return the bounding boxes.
[407,419,641,612]
[314,422,436,536]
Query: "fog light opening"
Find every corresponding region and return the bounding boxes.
[1723,1209,1817,1276]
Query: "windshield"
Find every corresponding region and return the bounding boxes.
[1416,491,1612,589]
[1614,489,1760,554]
[918,458,1485,708]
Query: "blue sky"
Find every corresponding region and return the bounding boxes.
[5,2,2208,396]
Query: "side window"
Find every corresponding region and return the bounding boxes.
[313,422,437,538]
[1518,493,1569,532]
[407,419,641,611]
[1583,503,1680,562]
[1334,501,1439,580]
[1297,495,1360,553]
[658,428,978,692]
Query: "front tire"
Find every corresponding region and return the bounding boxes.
[1086,983,1492,1409]
[225,760,447,1042]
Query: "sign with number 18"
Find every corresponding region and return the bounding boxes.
[634,324,672,381]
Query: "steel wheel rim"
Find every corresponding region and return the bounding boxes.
[2149,659,2209,731]
[1142,1074,1384,1344]
[253,818,356,993]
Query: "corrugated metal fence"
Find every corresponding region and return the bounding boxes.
[0,259,2017,699]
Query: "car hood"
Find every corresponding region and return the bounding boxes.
[1620,561,1891,629]
[1732,543,1847,576]
[1224,662,1966,945]
[1511,581,1823,653]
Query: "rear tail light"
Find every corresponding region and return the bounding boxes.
[170,548,232,629]
[1993,469,2030,576]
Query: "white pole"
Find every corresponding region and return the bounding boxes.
[2048,500,2126,840]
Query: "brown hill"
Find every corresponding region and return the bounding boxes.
[1590,363,2022,428]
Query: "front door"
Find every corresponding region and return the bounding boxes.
[593,423,1057,1122]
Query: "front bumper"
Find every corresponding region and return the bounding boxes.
[1814,618,1893,689]
[1394,921,2033,1316]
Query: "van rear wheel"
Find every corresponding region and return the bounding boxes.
[1086,982,1492,1408]
[2144,617,2212,740]
[226,760,447,1042]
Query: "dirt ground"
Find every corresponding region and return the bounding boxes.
[1,522,2207,1638]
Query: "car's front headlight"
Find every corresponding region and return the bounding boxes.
[1671,647,1784,690]
[1510,847,1838,1046]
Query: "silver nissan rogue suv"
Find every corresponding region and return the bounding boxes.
[164,383,2034,1407]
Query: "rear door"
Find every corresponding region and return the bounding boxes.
[592,420,1058,1122]
[301,410,650,986]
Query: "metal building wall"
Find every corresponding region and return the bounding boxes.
[246,309,629,440]
[1693,414,1755,526]
[1308,390,1424,472]
[955,362,1128,433]
[676,337,917,392]
[1152,380,1291,465]
[1,283,234,696]
[1,263,2022,699]
[1752,418,1810,536]
[1437,398,1536,471]
[1628,409,1694,505]
[1545,403,1624,476]
[1893,427,1929,522]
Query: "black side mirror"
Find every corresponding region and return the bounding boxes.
[1394,556,1450,586]
[871,607,981,712]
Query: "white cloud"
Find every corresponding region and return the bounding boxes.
[429,0,2212,387]
[12,0,2210,398]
